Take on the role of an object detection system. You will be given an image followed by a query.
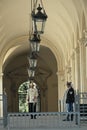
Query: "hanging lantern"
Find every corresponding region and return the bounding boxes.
[32,3,48,34]
[27,0,48,80]
[27,68,35,79]
[28,53,37,68]
[29,33,41,52]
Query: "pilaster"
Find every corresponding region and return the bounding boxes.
[74,46,80,91]
[0,72,3,117]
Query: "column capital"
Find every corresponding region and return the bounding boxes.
[57,70,65,81]
[0,72,3,77]
[65,66,71,73]
[73,46,80,54]
[71,53,75,60]
[78,29,87,46]
[56,70,64,75]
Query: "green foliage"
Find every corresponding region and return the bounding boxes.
[18,81,29,112]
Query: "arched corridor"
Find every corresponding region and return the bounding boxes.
[3,45,58,112]
[0,0,87,117]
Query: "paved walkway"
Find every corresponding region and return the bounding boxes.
[0,126,87,130]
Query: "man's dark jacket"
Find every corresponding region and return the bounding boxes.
[66,87,75,103]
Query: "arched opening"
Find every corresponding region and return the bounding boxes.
[18,81,41,112]
[3,45,58,112]
[18,81,28,112]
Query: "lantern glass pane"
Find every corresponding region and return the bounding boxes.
[29,59,37,68]
[31,42,40,52]
[34,21,45,34]
[28,69,35,77]
[32,70,35,77]
[37,43,40,52]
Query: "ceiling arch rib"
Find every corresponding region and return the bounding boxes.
[55,14,72,52]
[79,0,87,23]
[58,0,83,51]
[81,12,86,35]
[59,0,78,30]
[0,33,6,46]
[73,0,87,42]
[46,17,68,53]
[3,45,21,65]
[44,31,68,64]
[60,0,81,30]
[46,0,79,54]
[45,0,74,35]
[44,18,73,63]
[41,37,65,71]
[55,1,76,54]
[83,3,87,26]
[46,11,73,53]
[56,1,74,33]
[70,1,87,43]
[0,15,6,54]
[1,0,29,55]
[45,10,73,56]
[1,35,29,69]
[71,0,83,37]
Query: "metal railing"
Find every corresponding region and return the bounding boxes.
[58,92,87,125]
[78,92,87,124]
[0,94,7,128]
[1,92,87,129]
[7,112,80,130]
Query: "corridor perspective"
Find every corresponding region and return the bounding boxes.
[0,0,87,129]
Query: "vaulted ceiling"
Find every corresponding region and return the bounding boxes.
[0,0,87,72]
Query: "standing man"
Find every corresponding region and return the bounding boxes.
[63,81,75,121]
[26,82,38,119]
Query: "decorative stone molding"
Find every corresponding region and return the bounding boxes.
[66,66,71,74]
[57,70,65,81]
[56,70,64,75]
[79,29,87,46]
[79,37,87,46]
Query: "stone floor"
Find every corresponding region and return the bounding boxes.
[0,126,87,130]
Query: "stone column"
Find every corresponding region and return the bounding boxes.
[67,66,72,81]
[86,47,87,78]
[57,71,65,111]
[74,46,80,91]
[0,72,3,117]
[80,44,86,92]
[57,71,65,98]
[71,53,75,86]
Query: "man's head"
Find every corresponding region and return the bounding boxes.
[29,83,34,88]
[67,81,72,88]
[33,83,36,88]
[29,82,36,88]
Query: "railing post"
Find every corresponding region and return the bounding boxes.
[3,94,7,127]
[75,92,80,125]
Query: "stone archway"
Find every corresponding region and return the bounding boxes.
[3,45,58,112]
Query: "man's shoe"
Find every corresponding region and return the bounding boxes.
[63,119,67,121]
[34,115,37,119]
[63,119,70,121]
[71,114,73,121]
[31,115,33,119]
